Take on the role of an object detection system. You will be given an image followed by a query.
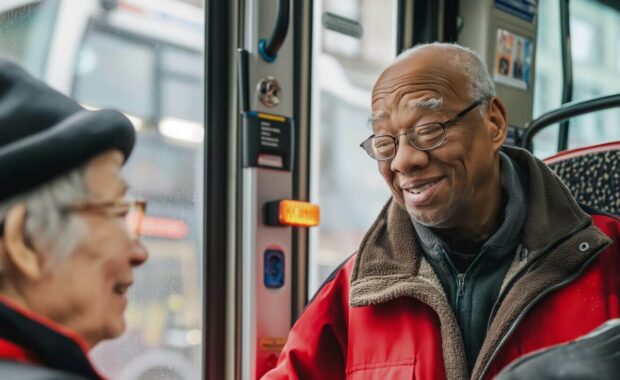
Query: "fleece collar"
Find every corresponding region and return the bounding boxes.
[349,146,612,379]
[350,147,596,301]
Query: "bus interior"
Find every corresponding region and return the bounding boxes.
[1,0,620,379]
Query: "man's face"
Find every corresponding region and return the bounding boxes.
[371,48,503,229]
[34,150,148,347]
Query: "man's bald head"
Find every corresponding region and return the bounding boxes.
[373,43,496,112]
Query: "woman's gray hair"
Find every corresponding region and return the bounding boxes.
[0,166,91,272]
[396,42,496,112]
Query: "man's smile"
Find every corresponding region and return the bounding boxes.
[400,176,445,206]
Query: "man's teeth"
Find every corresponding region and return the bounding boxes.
[407,181,438,194]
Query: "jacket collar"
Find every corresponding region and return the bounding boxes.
[0,294,105,379]
[350,146,598,301]
[505,146,593,255]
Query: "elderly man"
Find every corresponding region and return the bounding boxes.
[264,43,620,379]
[0,60,148,379]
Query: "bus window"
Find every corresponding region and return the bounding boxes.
[74,29,156,118]
[160,47,204,124]
[0,1,205,379]
[0,0,58,77]
[308,0,396,296]
[534,0,620,157]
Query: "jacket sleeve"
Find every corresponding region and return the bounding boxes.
[262,262,351,380]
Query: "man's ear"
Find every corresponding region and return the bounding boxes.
[487,97,508,151]
[2,204,42,280]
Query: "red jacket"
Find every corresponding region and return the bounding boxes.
[0,294,105,379]
[263,148,620,380]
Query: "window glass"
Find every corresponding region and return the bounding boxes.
[309,0,396,296]
[162,47,203,78]
[616,37,620,72]
[0,1,205,379]
[533,0,620,157]
[571,18,595,63]
[74,30,155,119]
[162,78,203,122]
[0,0,59,77]
[161,46,204,123]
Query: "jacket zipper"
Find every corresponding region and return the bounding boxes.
[456,273,466,313]
[476,244,608,380]
[439,246,488,321]
[438,248,467,313]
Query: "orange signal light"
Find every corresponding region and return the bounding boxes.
[265,200,320,227]
[279,200,320,227]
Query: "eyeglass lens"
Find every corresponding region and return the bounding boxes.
[368,123,445,159]
[125,203,145,238]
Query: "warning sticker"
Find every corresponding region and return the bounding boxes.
[493,29,533,90]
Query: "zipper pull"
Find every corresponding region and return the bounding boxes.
[457,273,465,297]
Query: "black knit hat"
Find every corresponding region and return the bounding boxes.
[0,59,135,201]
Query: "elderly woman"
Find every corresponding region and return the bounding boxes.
[0,60,148,379]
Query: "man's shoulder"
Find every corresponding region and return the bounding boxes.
[0,361,88,380]
[580,204,620,258]
[580,204,620,232]
[307,253,357,306]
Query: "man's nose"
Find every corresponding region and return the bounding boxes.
[130,241,149,267]
[390,134,430,174]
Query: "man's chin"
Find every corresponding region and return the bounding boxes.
[391,195,453,227]
[406,207,451,228]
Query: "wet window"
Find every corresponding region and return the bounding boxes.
[0,1,205,379]
[308,0,395,295]
[533,0,620,157]
[74,30,156,118]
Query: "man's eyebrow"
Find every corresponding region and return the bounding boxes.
[368,113,389,126]
[369,98,444,126]
[407,97,444,112]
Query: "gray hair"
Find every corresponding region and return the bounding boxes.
[396,42,496,112]
[0,166,91,272]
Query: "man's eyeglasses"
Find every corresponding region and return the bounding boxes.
[67,198,147,239]
[360,99,483,161]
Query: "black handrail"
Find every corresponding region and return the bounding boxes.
[522,93,620,152]
[558,0,573,151]
[205,0,230,378]
[258,0,290,62]
[237,48,250,112]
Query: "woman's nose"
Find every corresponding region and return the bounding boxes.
[130,241,149,267]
